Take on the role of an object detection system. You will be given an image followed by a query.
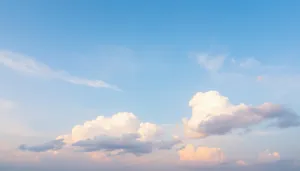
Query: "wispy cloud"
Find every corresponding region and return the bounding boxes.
[196,53,226,72]
[239,58,261,68]
[0,51,121,91]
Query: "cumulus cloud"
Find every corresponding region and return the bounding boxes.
[258,150,280,163]
[183,91,300,138]
[196,53,226,71]
[55,112,179,156]
[19,139,65,152]
[178,144,224,164]
[0,51,120,91]
[61,112,162,143]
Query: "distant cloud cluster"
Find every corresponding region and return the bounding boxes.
[178,144,225,164]
[16,90,299,164]
[0,51,120,90]
[183,91,300,138]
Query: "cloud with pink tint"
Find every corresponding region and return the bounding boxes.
[19,112,180,157]
[183,91,300,138]
[60,112,162,143]
[178,144,224,164]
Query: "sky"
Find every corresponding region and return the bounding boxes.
[1,0,300,171]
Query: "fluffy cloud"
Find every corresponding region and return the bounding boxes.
[61,112,161,143]
[55,112,179,156]
[183,91,300,138]
[0,51,120,91]
[19,139,65,152]
[178,144,224,164]
[258,150,280,163]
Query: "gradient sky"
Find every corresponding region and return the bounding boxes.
[1,0,300,171]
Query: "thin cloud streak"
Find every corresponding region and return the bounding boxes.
[0,51,121,91]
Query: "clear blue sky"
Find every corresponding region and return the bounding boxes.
[0,1,300,170]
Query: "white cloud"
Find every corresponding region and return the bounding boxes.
[258,150,280,163]
[0,51,120,91]
[61,112,161,143]
[52,112,180,156]
[183,91,300,138]
[196,53,226,71]
[178,144,224,164]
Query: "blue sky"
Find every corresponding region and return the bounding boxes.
[1,1,300,170]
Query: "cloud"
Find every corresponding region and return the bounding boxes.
[19,139,65,152]
[239,58,261,68]
[155,138,182,150]
[196,53,226,71]
[258,150,280,163]
[54,112,180,156]
[0,51,120,91]
[72,134,153,156]
[183,91,300,138]
[72,133,181,156]
[178,144,224,164]
[60,112,162,143]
